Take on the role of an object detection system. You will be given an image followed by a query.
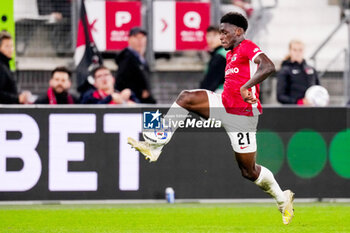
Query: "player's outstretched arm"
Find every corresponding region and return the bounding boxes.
[240,53,275,103]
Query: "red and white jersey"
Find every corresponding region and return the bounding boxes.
[222,39,263,116]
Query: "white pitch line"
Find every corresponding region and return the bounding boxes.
[0,198,348,205]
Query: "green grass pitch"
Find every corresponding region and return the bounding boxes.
[0,202,349,233]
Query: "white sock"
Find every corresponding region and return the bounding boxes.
[254,166,286,205]
[164,102,189,131]
[156,102,189,146]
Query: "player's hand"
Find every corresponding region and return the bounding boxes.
[240,86,257,104]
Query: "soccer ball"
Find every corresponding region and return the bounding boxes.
[142,127,172,145]
[305,85,329,107]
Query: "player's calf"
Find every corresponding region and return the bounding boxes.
[239,165,260,181]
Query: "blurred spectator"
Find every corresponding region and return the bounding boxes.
[35,66,78,104]
[277,40,320,105]
[232,0,254,18]
[37,0,72,53]
[115,27,156,104]
[200,26,227,92]
[37,0,71,19]
[0,31,31,104]
[340,0,350,19]
[81,65,138,104]
[221,0,253,18]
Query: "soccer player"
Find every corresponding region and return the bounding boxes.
[128,12,294,225]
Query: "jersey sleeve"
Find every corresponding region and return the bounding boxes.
[242,40,263,62]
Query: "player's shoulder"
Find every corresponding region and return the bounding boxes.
[241,39,259,48]
[240,40,264,60]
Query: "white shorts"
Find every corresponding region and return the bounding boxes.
[206,90,258,153]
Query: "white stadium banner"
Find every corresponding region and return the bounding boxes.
[153,1,210,52]
[85,0,106,51]
[153,1,176,52]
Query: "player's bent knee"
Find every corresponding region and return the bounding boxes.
[176,90,194,108]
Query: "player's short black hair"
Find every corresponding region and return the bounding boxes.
[51,66,72,79]
[206,25,220,33]
[220,12,248,31]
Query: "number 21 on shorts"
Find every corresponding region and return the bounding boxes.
[232,132,256,153]
[237,132,250,146]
